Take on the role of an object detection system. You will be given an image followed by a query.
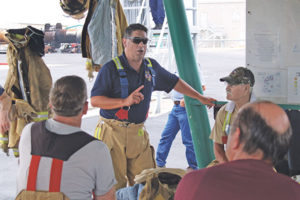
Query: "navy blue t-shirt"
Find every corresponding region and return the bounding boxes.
[91,53,179,123]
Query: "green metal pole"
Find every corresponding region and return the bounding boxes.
[163,0,214,167]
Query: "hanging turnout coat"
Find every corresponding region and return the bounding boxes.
[81,0,128,78]
[3,26,52,152]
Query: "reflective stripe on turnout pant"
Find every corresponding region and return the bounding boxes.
[94,117,156,190]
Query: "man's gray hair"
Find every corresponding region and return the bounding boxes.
[230,101,292,165]
[50,75,87,117]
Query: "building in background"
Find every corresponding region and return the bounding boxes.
[120,0,245,48]
[197,0,245,48]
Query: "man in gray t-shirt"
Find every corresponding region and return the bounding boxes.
[16,76,116,200]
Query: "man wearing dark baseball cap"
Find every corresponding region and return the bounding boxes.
[208,67,256,166]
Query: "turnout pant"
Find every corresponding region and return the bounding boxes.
[94,117,156,190]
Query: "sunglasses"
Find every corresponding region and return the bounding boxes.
[126,37,149,44]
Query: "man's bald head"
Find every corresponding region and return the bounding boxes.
[230,101,292,164]
[249,101,290,134]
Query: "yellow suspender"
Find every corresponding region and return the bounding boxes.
[222,111,232,134]
[112,57,124,70]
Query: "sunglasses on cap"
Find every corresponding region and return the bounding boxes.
[126,37,149,44]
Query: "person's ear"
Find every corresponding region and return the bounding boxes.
[230,127,241,150]
[122,38,127,48]
[244,84,250,92]
[82,101,88,115]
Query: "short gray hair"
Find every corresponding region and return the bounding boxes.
[230,101,292,165]
[50,75,87,117]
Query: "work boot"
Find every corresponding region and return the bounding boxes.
[152,24,163,30]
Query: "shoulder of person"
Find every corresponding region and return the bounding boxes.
[214,103,232,123]
[19,122,35,147]
[97,60,119,75]
[22,122,35,133]
[145,57,159,67]
[86,140,111,154]
[217,104,228,115]
[104,60,117,69]
[180,168,207,184]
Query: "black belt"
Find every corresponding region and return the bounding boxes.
[174,101,180,105]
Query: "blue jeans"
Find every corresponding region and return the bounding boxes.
[116,183,144,200]
[149,0,165,25]
[156,104,198,169]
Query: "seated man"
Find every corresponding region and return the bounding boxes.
[209,67,255,164]
[16,76,116,200]
[175,101,300,200]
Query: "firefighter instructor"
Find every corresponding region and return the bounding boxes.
[91,23,216,189]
